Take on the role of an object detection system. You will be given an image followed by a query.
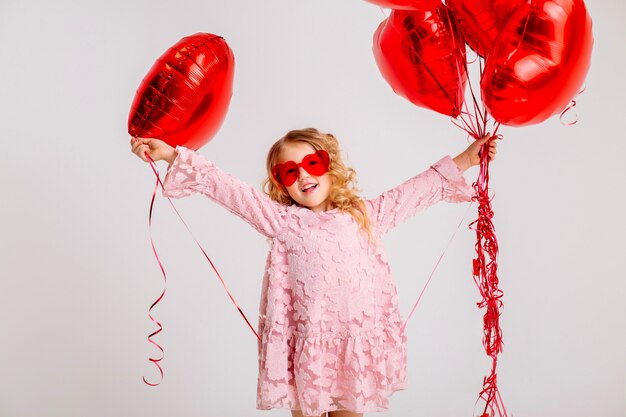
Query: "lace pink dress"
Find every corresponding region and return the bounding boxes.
[161,146,474,415]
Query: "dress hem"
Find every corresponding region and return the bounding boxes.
[256,383,408,414]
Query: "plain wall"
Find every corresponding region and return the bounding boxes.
[1,1,624,416]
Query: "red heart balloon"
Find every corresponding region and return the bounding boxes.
[481,0,593,126]
[128,33,234,151]
[447,0,521,57]
[364,0,440,10]
[373,6,467,117]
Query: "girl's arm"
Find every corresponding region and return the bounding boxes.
[161,145,285,238]
[364,135,496,236]
[365,155,474,236]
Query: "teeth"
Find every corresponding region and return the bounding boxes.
[302,184,316,191]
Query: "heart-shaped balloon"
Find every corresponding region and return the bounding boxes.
[128,33,234,151]
[447,0,521,57]
[373,6,467,117]
[481,0,593,126]
[364,0,440,10]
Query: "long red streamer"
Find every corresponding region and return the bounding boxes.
[141,152,260,386]
[468,142,508,417]
[143,176,166,386]
[400,201,475,336]
[404,46,509,415]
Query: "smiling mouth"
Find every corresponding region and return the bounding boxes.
[301,184,318,193]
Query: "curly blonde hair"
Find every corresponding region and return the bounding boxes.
[262,128,374,241]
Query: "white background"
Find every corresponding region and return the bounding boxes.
[1,1,624,416]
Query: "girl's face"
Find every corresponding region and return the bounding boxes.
[275,142,333,213]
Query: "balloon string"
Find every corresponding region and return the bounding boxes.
[445,34,507,417]
[559,86,586,126]
[473,359,507,417]
[451,67,487,139]
[400,200,475,335]
[467,143,508,417]
[465,57,487,136]
[141,151,261,386]
[143,177,166,386]
[146,153,260,341]
[453,68,487,138]
[559,99,578,126]
[466,49,479,65]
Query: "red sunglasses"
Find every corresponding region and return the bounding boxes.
[271,150,330,187]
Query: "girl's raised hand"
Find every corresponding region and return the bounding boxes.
[468,134,498,166]
[130,137,178,164]
[453,134,498,171]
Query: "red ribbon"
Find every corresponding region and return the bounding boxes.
[401,201,474,335]
[559,86,586,126]
[141,152,260,386]
[142,174,167,386]
[467,140,508,417]
[448,52,509,416]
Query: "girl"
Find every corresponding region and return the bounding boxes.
[130,128,497,417]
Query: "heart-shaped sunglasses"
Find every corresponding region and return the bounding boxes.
[271,150,330,187]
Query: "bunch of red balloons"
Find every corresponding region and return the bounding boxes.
[127,2,593,148]
[369,0,593,127]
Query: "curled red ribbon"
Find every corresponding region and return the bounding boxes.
[143,175,166,386]
[559,86,587,126]
[468,140,508,417]
[141,151,260,386]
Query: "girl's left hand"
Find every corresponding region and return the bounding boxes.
[454,134,498,171]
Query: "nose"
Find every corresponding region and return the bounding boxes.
[297,166,310,179]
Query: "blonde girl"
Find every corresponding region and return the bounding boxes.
[130,128,496,417]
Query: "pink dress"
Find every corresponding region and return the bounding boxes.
[162,146,474,415]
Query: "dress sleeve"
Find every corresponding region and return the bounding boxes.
[365,155,474,236]
[160,145,285,238]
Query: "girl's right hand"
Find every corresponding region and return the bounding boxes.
[130,137,177,164]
